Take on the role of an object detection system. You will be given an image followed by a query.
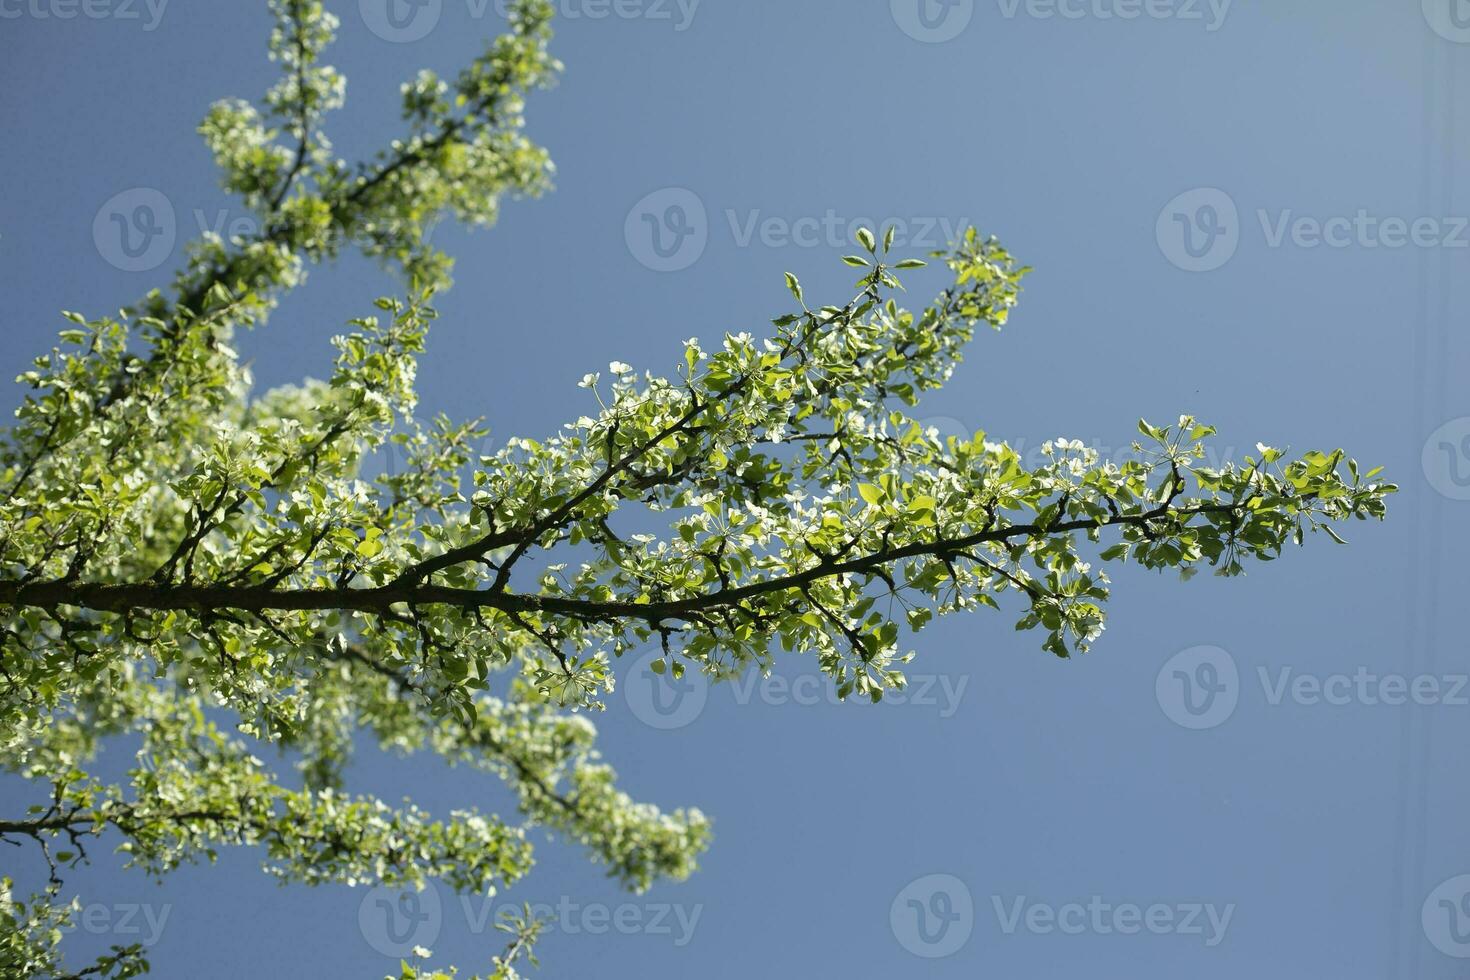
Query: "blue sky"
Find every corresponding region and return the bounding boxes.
[2,1,1469,977]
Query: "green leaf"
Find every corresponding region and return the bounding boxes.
[784,272,802,302]
[907,495,937,514]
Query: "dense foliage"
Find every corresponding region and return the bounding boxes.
[0,2,1393,976]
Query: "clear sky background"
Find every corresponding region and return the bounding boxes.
[2,1,1469,977]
